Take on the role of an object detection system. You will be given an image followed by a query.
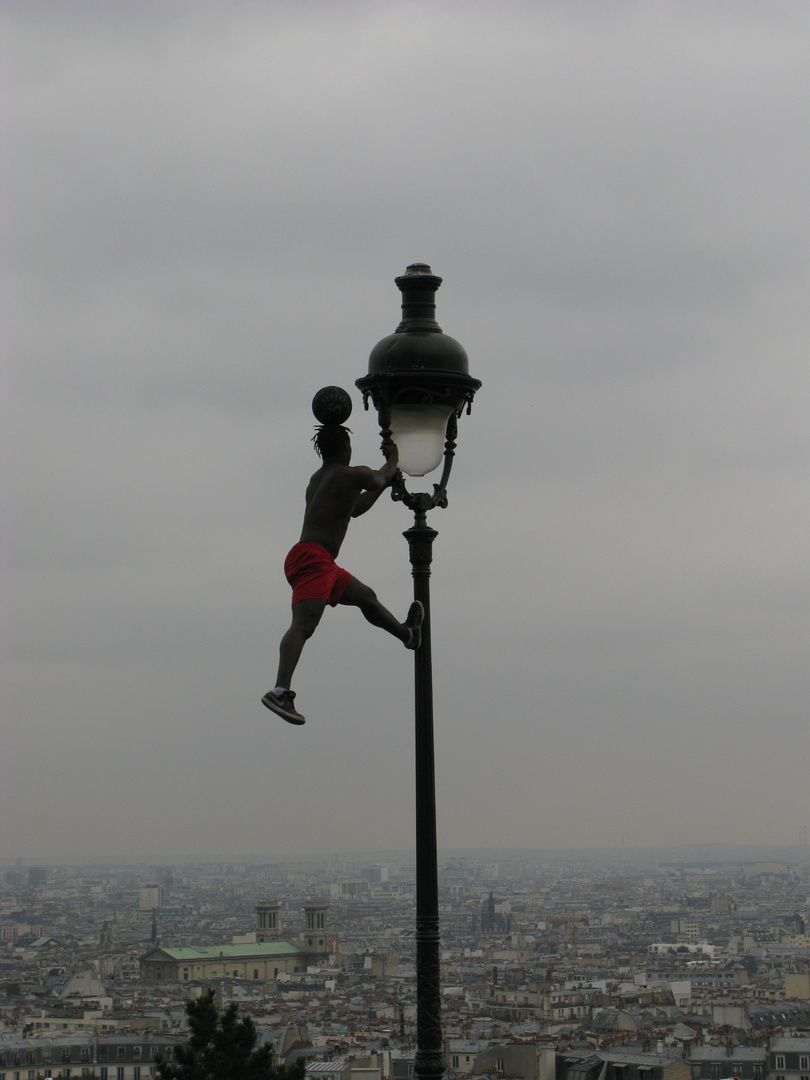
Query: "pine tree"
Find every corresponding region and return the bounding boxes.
[156,989,307,1080]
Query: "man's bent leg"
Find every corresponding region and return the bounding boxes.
[275,598,327,689]
[339,577,409,643]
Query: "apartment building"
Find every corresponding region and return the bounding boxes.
[0,1033,184,1080]
[770,1037,810,1080]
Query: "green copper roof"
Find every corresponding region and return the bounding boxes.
[144,942,303,961]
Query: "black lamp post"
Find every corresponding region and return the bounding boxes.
[357,264,481,1080]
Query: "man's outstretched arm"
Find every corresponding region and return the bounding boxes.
[351,444,399,517]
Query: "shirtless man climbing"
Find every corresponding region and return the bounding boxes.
[261,423,424,726]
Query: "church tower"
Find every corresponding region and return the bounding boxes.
[303,901,329,955]
[256,901,280,943]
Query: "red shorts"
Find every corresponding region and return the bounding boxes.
[284,542,351,608]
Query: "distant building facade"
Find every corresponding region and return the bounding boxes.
[140,901,331,983]
[0,1032,184,1080]
[558,1050,690,1080]
[770,1037,810,1080]
[687,1045,767,1080]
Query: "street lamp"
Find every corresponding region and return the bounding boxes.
[357,264,481,1080]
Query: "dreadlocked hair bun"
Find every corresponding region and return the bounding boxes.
[312,423,352,459]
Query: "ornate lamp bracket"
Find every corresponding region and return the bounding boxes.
[360,394,463,518]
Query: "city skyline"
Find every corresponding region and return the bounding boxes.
[4,850,810,1080]
[6,841,810,873]
[3,1,809,863]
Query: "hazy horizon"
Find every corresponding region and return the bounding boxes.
[6,840,810,873]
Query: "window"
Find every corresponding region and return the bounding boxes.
[81,1047,90,1061]
[753,1067,763,1080]
[711,1066,721,1080]
[802,1061,810,1073]
[254,969,259,979]
[100,1070,108,1080]
[117,1046,126,1060]
[134,1069,140,1080]
[132,1046,141,1060]
[452,1058,459,1069]
[100,1046,109,1060]
[117,1069,125,1080]
[776,1059,786,1071]
[63,1049,71,1062]
[691,1066,701,1080]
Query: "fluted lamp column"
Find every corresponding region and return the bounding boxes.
[357,264,481,1080]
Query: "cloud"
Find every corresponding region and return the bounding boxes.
[2,0,810,861]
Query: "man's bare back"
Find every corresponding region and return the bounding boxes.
[299,447,398,558]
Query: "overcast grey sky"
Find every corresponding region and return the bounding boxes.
[3,1,809,864]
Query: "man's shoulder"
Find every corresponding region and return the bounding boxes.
[309,463,368,492]
[332,463,375,484]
